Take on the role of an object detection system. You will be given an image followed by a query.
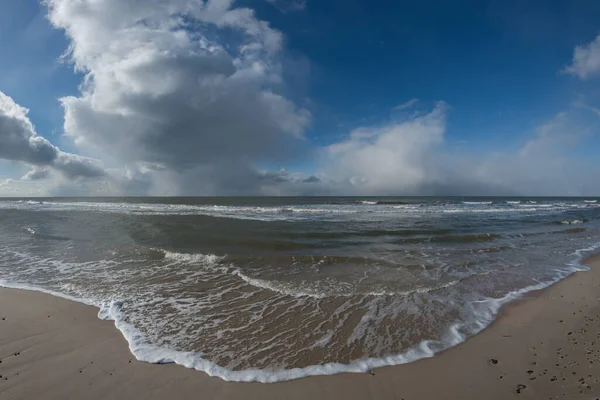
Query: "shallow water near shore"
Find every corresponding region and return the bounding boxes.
[0,196,599,382]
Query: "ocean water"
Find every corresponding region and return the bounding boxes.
[0,197,599,382]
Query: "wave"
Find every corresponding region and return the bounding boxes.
[518,203,550,207]
[0,240,598,383]
[0,279,96,306]
[150,248,223,264]
[442,207,553,214]
[3,264,588,382]
[506,201,521,204]
[96,297,471,382]
[279,207,359,214]
[22,226,72,241]
[276,228,456,240]
[399,233,501,244]
[233,270,461,299]
[436,233,502,243]
[0,199,593,222]
[563,228,586,234]
[558,220,586,225]
[584,200,598,203]
[234,271,330,299]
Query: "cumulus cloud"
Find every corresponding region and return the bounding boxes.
[0,90,105,179]
[1,0,595,197]
[308,102,600,196]
[45,0,310,194]
[565,35,600,80]
[321,102,447,194]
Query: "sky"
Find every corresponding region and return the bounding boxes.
[1,0,600,196]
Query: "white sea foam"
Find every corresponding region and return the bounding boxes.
[585,200,598,203]
[161,250,223,264]
[506,201,521,204]
[97,297,463,382]
[84,258,600,382]
[1,239,599,383]
[363,280,462,297]
[24,227,35,235]
[0,199,590,222]
[442,208,538,214]
[559,220,585,225]
[233,270,328,299]
[0,279,96,307]
[0,201,364,221]
[2,194,600,383]
[516,204,554,209]
[235,269,464,299]
[0,272,542,383]
[360,201,378,205]
[392,205,421,210]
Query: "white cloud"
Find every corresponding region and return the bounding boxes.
[45,0,310,194]
[393,98,419,111]
[565,35,600,80]
[308,102,600,196]
[1,0,596,197]
[322,102,447,194]
[520,112,589,156]
[0,90,105,179]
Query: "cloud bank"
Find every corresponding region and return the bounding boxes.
[0,1,599,196]
[0,91,105,180]
[311,102,600,196]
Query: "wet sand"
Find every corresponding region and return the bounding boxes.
[1,256,600,399]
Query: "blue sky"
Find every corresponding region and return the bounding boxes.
[266,0,600,151]
[0,0,76,134]
[0,0,600,195]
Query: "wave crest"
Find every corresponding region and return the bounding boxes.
[558,220,586,225]
[233,270,462,299]
[150,248,223,264]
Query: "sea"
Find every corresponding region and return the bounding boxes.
[0,197,599,382]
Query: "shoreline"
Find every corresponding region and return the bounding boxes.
[1,255,600,399]
[0,261,589,384]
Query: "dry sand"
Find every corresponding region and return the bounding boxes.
[2,256,600,399]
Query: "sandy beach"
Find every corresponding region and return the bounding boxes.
[1,256,600,399]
